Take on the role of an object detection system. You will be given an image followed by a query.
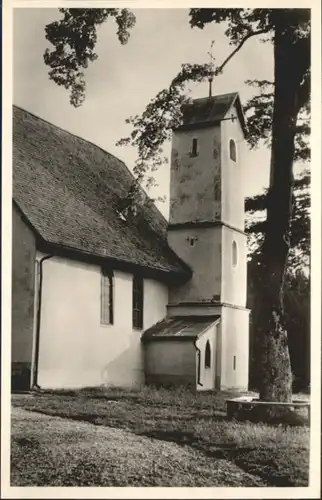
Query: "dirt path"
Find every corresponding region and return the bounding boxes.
[11,407,266,487]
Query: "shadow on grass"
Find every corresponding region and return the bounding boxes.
[15,436,41,449]
[142,428,254,457]
[141,428,307,487]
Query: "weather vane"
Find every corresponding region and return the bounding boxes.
[207,40,215,98]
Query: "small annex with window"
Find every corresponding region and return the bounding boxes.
[100,268,114,325]
[142,316,220,391]
[132,275,144,329]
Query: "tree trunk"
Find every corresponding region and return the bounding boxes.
[253,15,309,402]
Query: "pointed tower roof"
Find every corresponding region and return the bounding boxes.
[176,92,247,136]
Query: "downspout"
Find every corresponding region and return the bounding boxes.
[32,254,53,389]
[194,339,203,388]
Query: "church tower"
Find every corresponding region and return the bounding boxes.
[167,92,250,390]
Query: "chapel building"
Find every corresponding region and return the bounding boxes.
[12,92,250,392]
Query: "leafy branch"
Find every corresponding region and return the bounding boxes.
[44,8,136,106]
[245,170,310,270]
[213,28,271,76]
[243,79,310,162]
[115,63,213,205]
[116,27,274,203]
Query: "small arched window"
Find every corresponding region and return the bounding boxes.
[229,139,237,162]
[205,341,211,369]
[232,240,238,267]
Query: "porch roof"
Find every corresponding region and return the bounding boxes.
[141,316,220,342]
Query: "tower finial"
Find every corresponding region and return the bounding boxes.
[208,75,213,98]
[207,40,215,98]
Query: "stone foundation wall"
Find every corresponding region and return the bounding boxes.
[11,362,32,391]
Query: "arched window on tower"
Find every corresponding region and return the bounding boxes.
[229,139,237,162]
[232,240,238,267]
[205,341,211,369]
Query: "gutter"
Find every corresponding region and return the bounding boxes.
[36,239,191,285]
[32,254,53,389]
[194,338,203,388]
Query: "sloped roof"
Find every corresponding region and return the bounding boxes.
[141,316,220,342]
[13,106,191,279]
[176,92,246,135]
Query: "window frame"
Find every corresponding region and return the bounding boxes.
[205,340,211,369]
[100,268,114,325]
[214,180,221,201]
[232,240,238,268]
[132,275,144,330]
[190,137,199,157]
[229,138,237,163]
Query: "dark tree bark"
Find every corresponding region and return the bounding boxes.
[253,12,310,402]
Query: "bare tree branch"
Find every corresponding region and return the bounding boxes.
[214,29,271,76]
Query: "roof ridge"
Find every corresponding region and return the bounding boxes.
[222,93,247,134]
[192,92,238,103]
[197,317,221,339]
[178,92,246,136]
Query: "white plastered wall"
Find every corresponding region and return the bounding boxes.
[221,226,247,307]
[169,126,222,224]
[36,254,168,389]
[168,227,221,304]
[220,305,250,390]
[220,103,246,231]
[195,320,221,391]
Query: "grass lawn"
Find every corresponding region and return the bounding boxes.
[11,386,310,487]
[11,407,265,487]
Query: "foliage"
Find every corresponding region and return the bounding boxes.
[44,9,310,194]
[245,169,310,270]
[44,8,136,107]
[243,80,310,163]
[116,63,212,192]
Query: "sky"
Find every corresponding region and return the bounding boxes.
[14,7,276,218]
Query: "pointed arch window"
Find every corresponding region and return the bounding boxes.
[205,340,211,369]
[229,139,237,162]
